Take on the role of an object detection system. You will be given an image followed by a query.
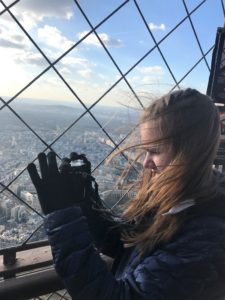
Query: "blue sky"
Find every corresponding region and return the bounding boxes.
[0,0,224,108]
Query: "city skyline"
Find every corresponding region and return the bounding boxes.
[0,103,137,249]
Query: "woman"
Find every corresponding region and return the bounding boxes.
[28,88,225,300]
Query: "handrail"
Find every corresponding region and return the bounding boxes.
[0,241,64,300]
[0,242,113,300]
[0,241,51,279]
[0,268,64,300]
[0,239,49,255]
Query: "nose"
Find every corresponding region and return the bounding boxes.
[142,152,156,169]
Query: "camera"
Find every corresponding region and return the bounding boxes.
[70,154,91,174]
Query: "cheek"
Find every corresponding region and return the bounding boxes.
[152,157,164,171]
[163,155,172,165]
[155,158,165,171]
[156,153,173,170]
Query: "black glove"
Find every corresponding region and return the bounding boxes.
[27,151,89,214]
[59,152,120,252]
[59,152,103,210]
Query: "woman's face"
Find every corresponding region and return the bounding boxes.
[140,122,174,173]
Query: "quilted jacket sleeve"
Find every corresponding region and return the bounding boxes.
[44,206,225,300]
[79,200,122,258]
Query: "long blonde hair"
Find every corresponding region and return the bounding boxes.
[121,88,221,255]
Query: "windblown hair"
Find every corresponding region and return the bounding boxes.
[121,88,221,255]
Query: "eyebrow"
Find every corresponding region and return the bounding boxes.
[139,145,161,151]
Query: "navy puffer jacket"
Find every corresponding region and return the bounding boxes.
[44,195,225,300]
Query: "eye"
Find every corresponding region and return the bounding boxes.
[146,148,160,155]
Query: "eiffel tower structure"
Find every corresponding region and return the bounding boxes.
[207,25,225,168]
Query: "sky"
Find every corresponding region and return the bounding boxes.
[0,0,224,108]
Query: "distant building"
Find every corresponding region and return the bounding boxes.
[0,225,5,234]
[11,205,29,223]
[20,191,34,207]
[0,199,15,220]
[16,185,26,197]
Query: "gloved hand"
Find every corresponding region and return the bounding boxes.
[27,151,90,214]
[59,152,119,251]
[59,152,103,209]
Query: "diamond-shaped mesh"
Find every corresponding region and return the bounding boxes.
[32,290,72,300]
[0,0,224,292]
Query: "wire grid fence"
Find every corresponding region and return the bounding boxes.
[34,290,71,300]
[0,0,223,244]
[0,0,224,290]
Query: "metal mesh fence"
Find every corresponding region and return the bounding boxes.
[33,290,71,300]
[0,0,224,260]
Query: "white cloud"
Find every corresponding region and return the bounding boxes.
[1,1,15,6]
[97,73,108,80]
[14,52,47,67]
[77,69,93,78]
[0,36,26,49]
[134,66,165,85]
[128,76,140,83]
[59,67,72,76]
[78,31,123,48]
[142,76,162,84]
[0,26,29,50]
[0,2,5,11]
[127,74,161,85]
[137,65,164,75]
[9,0,74,29]
[38,25,74,51]
[148,22,166,31]
[0,48,40,98]
[60,56,90,68]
